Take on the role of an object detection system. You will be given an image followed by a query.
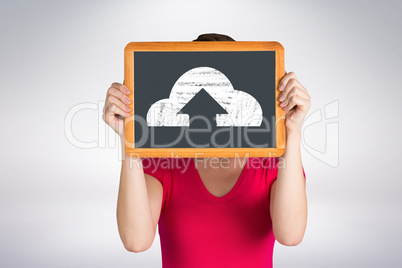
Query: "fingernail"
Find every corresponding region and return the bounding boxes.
[125,106,131,112]
[125,112,131,117]
[283,105,288,110]
[278,83,284,91]
[280,101,286,107]
[124,87,130,94]
[124,97,131,104]
[279,94,285,101]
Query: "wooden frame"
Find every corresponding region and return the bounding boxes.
[124,41,285,158]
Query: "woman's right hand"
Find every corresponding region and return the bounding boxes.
[102,82,132,137]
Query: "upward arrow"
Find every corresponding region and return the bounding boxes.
[178,88,228,127]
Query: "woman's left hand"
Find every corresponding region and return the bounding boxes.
[277,72,311,134]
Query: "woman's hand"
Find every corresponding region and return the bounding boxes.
[102,82,132,138]
[277,72,311,134]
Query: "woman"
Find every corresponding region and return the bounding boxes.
[103,33,310,268]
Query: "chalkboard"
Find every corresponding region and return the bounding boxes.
[124,42,285,158]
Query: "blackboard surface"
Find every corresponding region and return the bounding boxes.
[124,42,286,158]
[133,51,276,149]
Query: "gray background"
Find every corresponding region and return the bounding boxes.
[1,0,401,267]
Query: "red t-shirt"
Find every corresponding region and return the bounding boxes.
[142,157,306,268]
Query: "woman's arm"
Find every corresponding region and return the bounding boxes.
[117,142,163,252]
[270,72,311,246]
[102,82,163,252]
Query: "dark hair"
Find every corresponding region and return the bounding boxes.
[193,33,235,42]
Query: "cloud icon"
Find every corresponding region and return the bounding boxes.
[146,66,263,127]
